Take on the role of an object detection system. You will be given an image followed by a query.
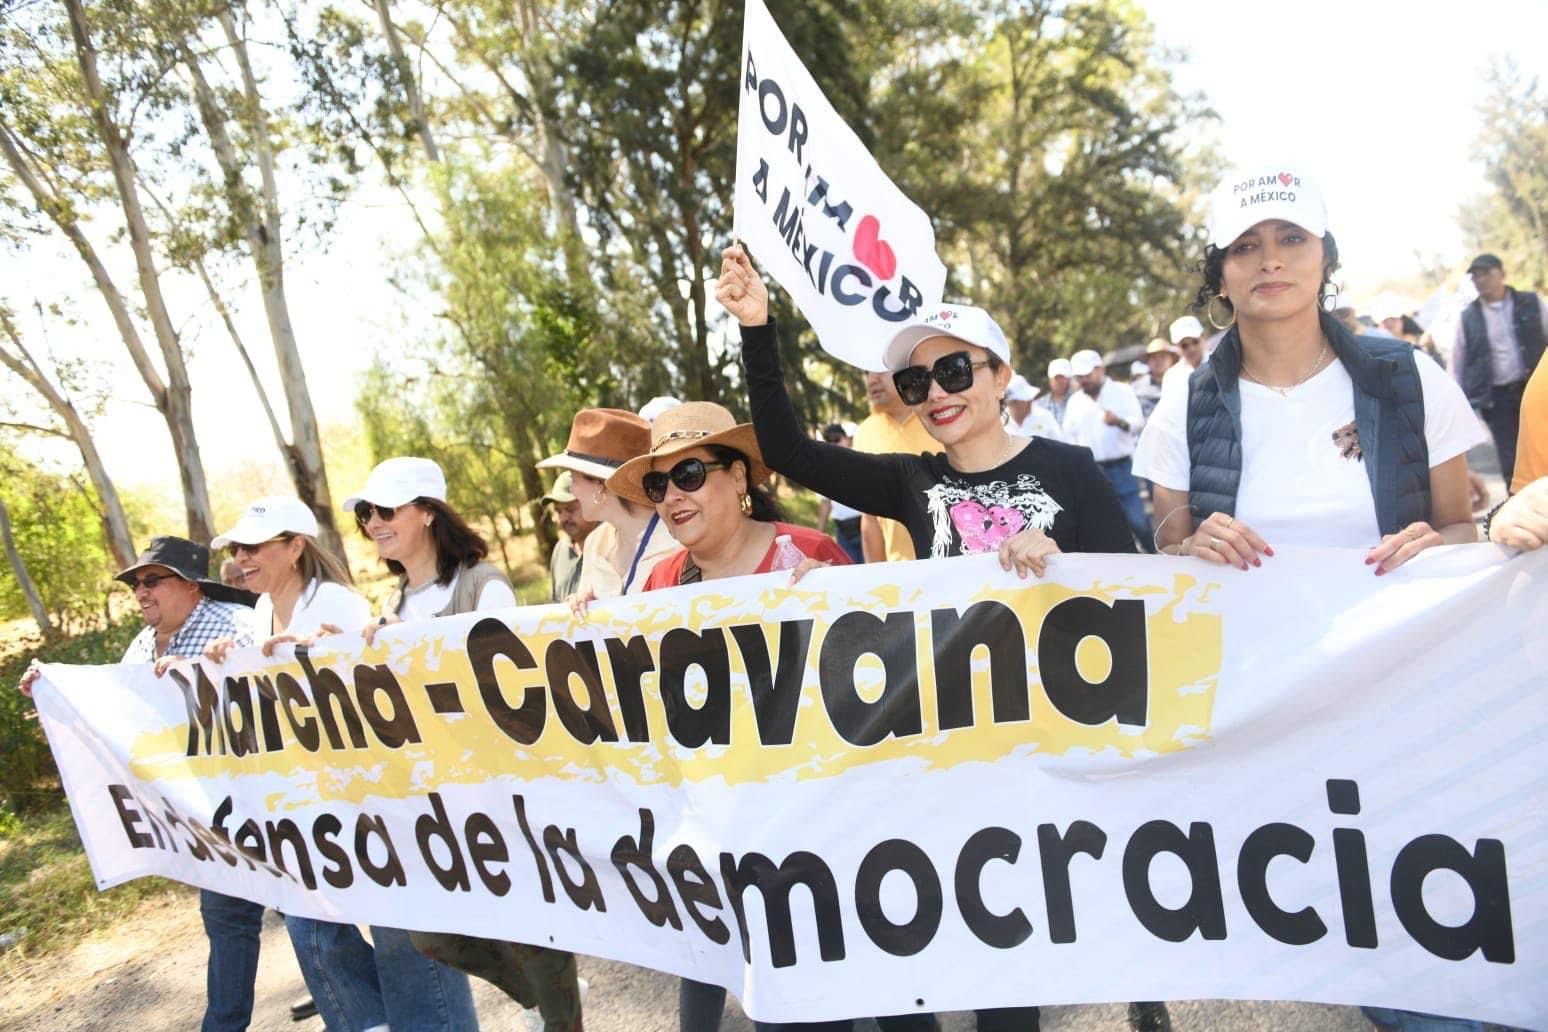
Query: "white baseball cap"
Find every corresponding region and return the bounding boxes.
[638,396,683,423]
[1169,316,1204,344]
[342,456,447,512]
[1208,164,1327,248]
[882,304,1010,372]
[1046,357,1072,380]
[1006,373,1039,402]
[212,496,319,549]
[1069,349,1103,377]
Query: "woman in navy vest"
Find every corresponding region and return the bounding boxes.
[1134,166,1487,1032]
[1134,164,1482,578]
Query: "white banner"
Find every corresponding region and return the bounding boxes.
[33,547,1548,1028]
[731,0,947,369]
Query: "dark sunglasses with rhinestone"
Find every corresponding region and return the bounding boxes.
[891,350,991,406]
[641,458,730,503]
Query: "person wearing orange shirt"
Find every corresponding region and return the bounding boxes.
[852,368,941,561]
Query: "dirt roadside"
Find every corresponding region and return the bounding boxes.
[0,889,1382,1031]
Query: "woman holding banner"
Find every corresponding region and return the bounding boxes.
[331,455,586,1032]
[708,253,1115,1027]
[212,481,483,1031]
[1133,168,1484,1032]
[717,245,1135,579]
[1132,167,1480,576]
[608,400,848,1032]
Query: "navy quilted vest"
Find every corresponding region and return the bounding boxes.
[1186,312,1430,535]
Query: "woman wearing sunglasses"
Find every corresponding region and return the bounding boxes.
[333,456,589,1030]
[203,497,452,1032]
[607,401,849,1032]
[538,408,679,612]
[718,246,1135,580]
[608,401,849,590]
[204,496,367,662]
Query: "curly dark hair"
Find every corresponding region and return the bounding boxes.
[705,444,785,523]
[1192,232,1342,319]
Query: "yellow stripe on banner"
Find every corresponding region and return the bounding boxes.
[126,572,1222,806]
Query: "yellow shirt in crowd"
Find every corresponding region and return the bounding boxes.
[1514,358,1547,493]
[851,409,942,562]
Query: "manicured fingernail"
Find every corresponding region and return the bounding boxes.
[1240,563,1249,571]
[1363,556,1374,565]
[1374,568,1385,577]
[1264,546,1275,557]
[1252,558,1262,568]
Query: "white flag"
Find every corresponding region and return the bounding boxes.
[732,0,947,370]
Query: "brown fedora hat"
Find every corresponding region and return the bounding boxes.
[607,402,769,506]
[536,408,652,481]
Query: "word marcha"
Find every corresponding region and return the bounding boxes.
[105,780,1513,969]
[742,51,926,324]
[173,595,1153,759]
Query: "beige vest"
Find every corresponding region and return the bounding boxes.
[387,561,509,618]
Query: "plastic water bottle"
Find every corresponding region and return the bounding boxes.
[770,533,806,571]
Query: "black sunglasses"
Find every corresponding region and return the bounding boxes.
[354,502,398,527]
[892,351,991,406]
[125,572,178,591]
[642,458,730,503]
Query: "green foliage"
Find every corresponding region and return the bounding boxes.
[0,447,118,631]
[872,0,1210,366]
[0,804,186,960]
[1460,61,1548,289]
[0,616,140,814]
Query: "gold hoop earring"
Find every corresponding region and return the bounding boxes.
[1207,294,1235,331]
[739,492,753,516]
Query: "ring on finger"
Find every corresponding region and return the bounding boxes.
[1223,515,1235,529]
[1211,536,1222,550]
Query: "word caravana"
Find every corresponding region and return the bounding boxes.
[172,595,1154,759]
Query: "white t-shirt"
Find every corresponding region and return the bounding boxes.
[1064,379,1144,461]
[255,580,373,637]
[1133,354,1484,548]
[1009,406,1064,441]
[398,570,517,623]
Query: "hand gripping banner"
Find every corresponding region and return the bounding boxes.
[731,0,947,369]
[33,547,1548,1027]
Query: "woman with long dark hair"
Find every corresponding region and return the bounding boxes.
[339,455,585,1031]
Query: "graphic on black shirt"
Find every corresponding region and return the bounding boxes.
[923,473,1063,558]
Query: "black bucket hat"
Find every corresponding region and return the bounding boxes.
[115,535,256,607]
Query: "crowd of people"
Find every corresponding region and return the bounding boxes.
[16,163,1548,1032]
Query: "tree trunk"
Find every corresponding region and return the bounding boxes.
[0,315,136,569]
[0,498,53,637]
[62,0,213,543]
[174,15,345,561]
[373,0,440,162]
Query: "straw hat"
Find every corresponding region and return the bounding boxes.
[607,402,769,506]
[536,408,652,481]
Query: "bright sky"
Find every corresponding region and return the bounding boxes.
[6,0,1547,505]
[1144,0,1548,290]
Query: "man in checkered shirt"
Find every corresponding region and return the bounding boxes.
[20,534,267,1030]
